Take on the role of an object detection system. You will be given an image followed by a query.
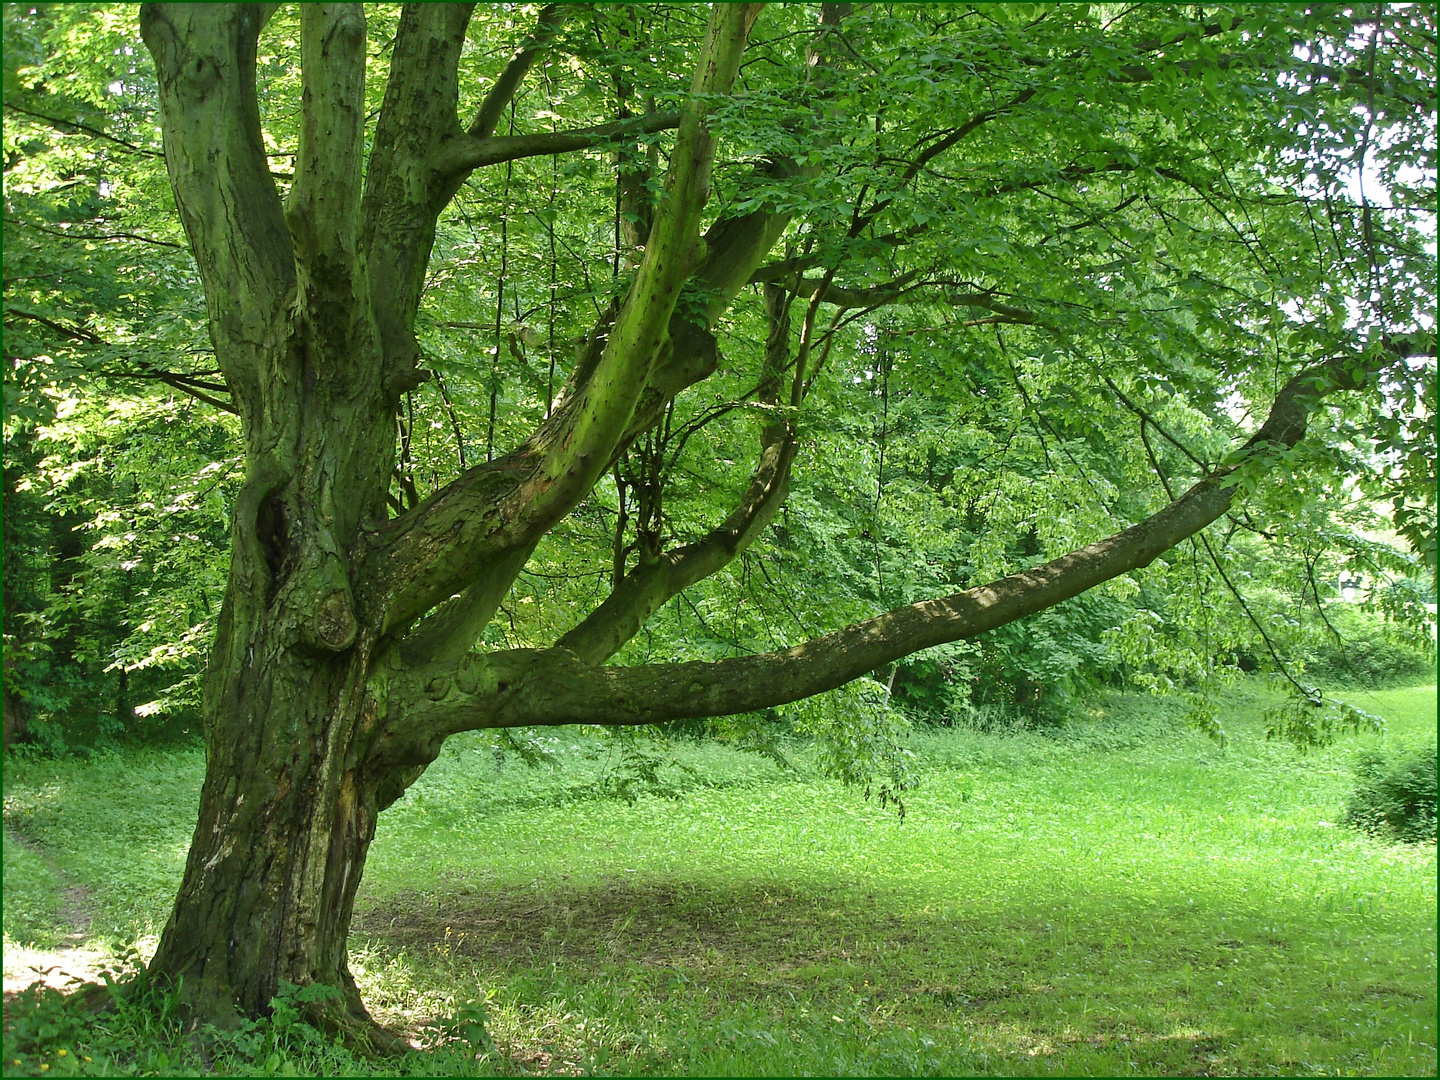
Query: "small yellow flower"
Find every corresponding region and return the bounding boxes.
[83,1058,93,1063]
[57,1049,68,1056]
[39,1066,50,1072]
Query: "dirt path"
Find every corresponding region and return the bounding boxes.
[2,828,112,995]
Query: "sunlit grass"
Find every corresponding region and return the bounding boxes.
[1333,681,1437,740]
[3,679,1435,1076]
[353,684,1435,1076]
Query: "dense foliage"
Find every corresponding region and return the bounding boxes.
[4,3,231,751]
[1343,740,1438,842]
[5,3,1434,759]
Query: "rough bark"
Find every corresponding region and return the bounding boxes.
[137,1,765,1041]
[137,2,395,1040]
[354,4,765,640]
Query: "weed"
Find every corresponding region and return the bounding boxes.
[1342,743,1438,843]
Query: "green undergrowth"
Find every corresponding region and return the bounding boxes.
[3,679,1436,1076]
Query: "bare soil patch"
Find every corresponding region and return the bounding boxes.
[2,830,107,997]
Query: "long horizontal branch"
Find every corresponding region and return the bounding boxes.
[388,354,1368,737]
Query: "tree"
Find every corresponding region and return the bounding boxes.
[4,1,230,751]
[9,0,1435,1045]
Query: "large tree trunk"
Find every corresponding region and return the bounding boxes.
[149,653,378,1032]
[135,2,762,1042]
[143,325,405,1037]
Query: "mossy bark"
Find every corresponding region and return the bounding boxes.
[137,2,762,1040]
[133,1,1369,1047]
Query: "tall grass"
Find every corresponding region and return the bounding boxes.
[3,679,1435,1076]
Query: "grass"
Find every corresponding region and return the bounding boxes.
[3,678,1436,1076]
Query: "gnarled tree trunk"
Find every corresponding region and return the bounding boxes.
[132,0,1400,1047]
[138,0,765,1041]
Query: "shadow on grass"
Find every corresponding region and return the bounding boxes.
[350,878,1268,1076]
[350,873,1436,1075]
[351,874,1247,1012]
[354,877,926,982]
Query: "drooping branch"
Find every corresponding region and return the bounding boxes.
[747,159,1197,290]
[788,274,1042,319]
[738,13,1310,295]
[3,217,186,250]
[3,308,236,411]
[390,354,1372,737]
[2,102,166,158]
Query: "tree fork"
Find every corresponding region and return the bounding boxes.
[134,3,768,1043]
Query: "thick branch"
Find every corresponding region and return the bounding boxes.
[467,3,571,139]
[362,3,763,638]
[385,177,804,671]
[374,6,864,663]
[393,356,1368,736]
[287,4,367,286]
[557,434,796,666]
[139,3,294,407]
[361,3,475,397]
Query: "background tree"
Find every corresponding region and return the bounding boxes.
[4,2,232,751]
[3,0,1434,1046]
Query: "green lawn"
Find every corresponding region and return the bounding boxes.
[4,680,1436,1076]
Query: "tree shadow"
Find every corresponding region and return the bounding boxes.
[351,876,1266,1074]
[353,876,930,982]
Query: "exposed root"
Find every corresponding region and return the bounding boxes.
[307,998,416,1059]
